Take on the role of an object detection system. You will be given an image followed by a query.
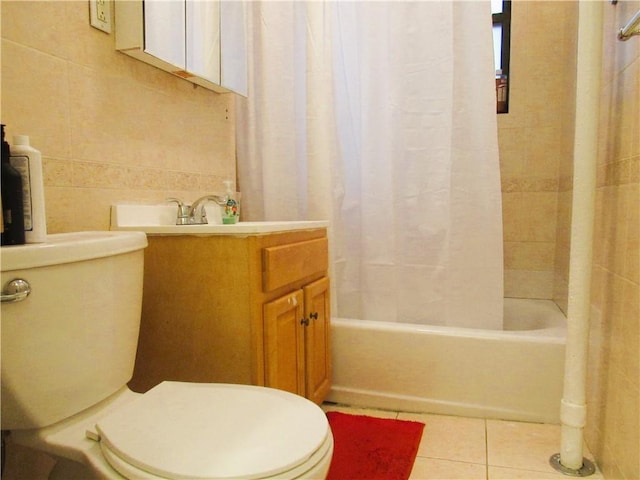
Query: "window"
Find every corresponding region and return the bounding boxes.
[492,0,511,113]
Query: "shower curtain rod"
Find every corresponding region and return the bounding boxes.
[618,9,640,40]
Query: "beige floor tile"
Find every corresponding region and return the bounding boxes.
[409,457,487,480]
[489,465,605,480]
[399,413,487,465]
[489,465,566,479]
[321,403,399,419]
[487,420,562,474]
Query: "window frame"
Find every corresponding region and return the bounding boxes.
[493,1,512,113]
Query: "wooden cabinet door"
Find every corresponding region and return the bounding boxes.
[303,277,332,405]
[264,290,306,396]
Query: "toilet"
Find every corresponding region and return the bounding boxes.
[0,231,333,479]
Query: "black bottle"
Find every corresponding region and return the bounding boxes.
[1,124,25,245]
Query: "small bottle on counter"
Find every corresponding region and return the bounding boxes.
[10,135,47,243]
[222,179,240,224]
[1,125,26,246]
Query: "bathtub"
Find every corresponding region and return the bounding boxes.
[327,298,566,424]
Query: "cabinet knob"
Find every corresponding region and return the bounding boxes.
[300,318,310,326]
[309,312,319,320]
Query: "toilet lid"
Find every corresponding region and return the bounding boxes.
[95,382,330,480]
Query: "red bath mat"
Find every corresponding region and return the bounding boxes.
[326,411,425,480]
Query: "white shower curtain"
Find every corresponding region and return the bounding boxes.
[237,1,504,329]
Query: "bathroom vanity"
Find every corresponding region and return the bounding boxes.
[125,223,331,406]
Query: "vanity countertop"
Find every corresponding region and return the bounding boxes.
[112,221,329,235]
[110,204,328,236]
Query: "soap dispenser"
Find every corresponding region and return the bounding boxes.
[222,180,240,224]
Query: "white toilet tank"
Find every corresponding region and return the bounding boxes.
[1,231,148,430]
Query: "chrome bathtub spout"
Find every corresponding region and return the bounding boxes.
[188,195,228,225]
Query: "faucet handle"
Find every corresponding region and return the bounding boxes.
[166,198,191,225]
[188,195,229,225]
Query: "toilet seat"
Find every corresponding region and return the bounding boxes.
[94,382,332,480]
[100,428,333,480]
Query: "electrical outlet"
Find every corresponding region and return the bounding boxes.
[89,0,111,34]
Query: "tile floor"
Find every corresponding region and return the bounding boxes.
[3,404,605,480]
[322,403,605,480]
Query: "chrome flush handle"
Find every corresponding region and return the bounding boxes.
[1,279,31,303]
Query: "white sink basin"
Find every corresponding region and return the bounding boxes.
[110,204,328,235]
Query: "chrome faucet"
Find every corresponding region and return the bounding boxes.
[187,195,229,225]
[166,198,191,225]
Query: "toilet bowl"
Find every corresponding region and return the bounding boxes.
[11,382,333,480]
[1,231,333,479]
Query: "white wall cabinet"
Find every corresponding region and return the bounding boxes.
[186,1,220,84]
[115,0,247,96]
